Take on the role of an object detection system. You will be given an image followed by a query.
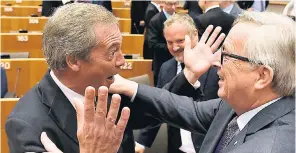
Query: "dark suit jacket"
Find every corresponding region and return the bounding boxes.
[183,0,203,19]
[5,71,153,153]
[146,11,173,84]
[136,59,219,152]
[41,0,112,17]
[92,0,112,12]
[130,1,149,34]
[133,72,295,153]
[192,7,235,40]
[143,3,160,59]
[144,3,160,29]
[41,1,63,17]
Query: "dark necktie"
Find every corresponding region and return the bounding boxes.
[215,116,239,153]
[181,63,185,70]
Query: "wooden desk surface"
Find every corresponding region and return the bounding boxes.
[1,17,131,33]
[0,0,42,6]
[0,58,152,97]
[1,5,42,17]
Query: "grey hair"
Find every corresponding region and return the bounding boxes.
[235,11,295,96]
[163,13,197,36]
[42,3,118,70]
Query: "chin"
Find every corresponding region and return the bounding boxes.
[217,88,226,99]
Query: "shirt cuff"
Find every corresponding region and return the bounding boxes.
[191,80,201,89]
[135,142,146,149]
[130,84,138,102]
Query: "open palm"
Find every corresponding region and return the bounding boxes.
[184,25,226,78]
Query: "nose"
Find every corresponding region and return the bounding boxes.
[212,50,221,68]
[116,51,125,67]
[173,44,179,51]
[172,5,176,10]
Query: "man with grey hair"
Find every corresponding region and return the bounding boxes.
[5,3,152,153]
[109,11,295,153]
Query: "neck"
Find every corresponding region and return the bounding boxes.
[53,70,85,96]
[234,89,281,116]
[203,2,219,12]
[220,2,232,9]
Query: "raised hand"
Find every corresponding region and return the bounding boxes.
[41,86,130,153]
[184,25,226,80]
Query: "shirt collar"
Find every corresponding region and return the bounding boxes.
[151,2,161,12]
[223,3,234,14]
[50,71,84,110]
[163,8,175,19]
[205,5,220,13]
[237,97,282,131]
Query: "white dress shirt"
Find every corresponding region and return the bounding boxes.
[222,3,234,14]
[50,71,84,110]
[177,62,196,153]
[237,97,282,131]
[205,5,220,13]
[151,1,161,12]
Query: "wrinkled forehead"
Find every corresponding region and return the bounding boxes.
[94,24,122,44]
[223,22,257,55]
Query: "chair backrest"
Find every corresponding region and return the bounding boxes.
[1,67,8,98]
[128,74,150,85]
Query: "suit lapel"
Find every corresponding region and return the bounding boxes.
[167,59,177,81]
[39,71,78,144]
[223,96,295,152]
[199,102,235,153]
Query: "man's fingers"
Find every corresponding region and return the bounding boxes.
[84,86,96,123]
[184,35,192,52]
[199,25,214,44]
[206,26,222,47]
[105,94,122,129]
[41,132,63,153]
[73,98,84,131]
[95,86,108,122]
[115,107,130,139]
[210,33,226,52]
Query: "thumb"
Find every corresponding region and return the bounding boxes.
[184,35,192,53]
[41,132,63,153]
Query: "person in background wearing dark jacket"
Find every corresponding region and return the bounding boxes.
[183,0,203,18]
[130,1,149,34]
[143,0,162,59]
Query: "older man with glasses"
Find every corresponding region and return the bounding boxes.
[109,11,295,153]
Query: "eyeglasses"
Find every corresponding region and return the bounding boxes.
[221,52,263,65]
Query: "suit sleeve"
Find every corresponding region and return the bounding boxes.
[193,17,206,39]
[134,64,167,147]
[184,1,189,9]
[146,17,169,56]
[144,10,157,29]
[5,117,46,153]
[132,72,221,134]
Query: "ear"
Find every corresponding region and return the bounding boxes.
[254,66,274,90]
[66,55,81,72]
